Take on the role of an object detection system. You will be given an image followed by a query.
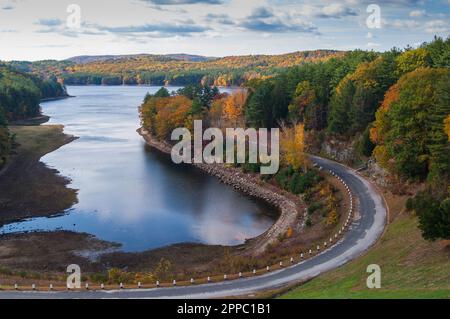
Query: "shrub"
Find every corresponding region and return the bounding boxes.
[308,202,322,215]
[108,268,135,284]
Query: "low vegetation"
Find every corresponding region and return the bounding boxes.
[281,211,450,299]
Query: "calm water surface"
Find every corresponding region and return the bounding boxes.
[0,86,276,252]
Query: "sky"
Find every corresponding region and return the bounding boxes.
[0,0,449,61]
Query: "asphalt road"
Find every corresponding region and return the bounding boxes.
[0,156,387,299]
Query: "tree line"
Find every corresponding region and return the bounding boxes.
[0,63,68,168]
[141,36,450,241]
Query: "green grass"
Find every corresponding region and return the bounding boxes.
[280,213,450,299]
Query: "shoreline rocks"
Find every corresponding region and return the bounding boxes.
[137,128,303,255]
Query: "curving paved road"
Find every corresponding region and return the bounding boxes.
[0,156,386,299]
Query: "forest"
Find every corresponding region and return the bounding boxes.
[8,50,343,87]
[0,64,67,168]
[140,36,450,242]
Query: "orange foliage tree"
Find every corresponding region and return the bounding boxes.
[222,90,247,128]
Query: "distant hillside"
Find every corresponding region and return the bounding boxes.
[62,50,344,86]
[67,53,212,64]
[6,50,344,87]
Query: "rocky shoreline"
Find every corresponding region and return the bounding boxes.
[137,128,304,255]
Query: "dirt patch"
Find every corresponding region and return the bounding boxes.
[0,125,78,225]
[0,231,117,273]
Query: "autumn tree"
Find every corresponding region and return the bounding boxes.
[328,55,398,135]
[140,95,193,140]
[222,90,247,127]
[371,68,450,181]
[280,123,306,171]
[445,115,450,142]
[396,48,432,76]
[288,81,317,127]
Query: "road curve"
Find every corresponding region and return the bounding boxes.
[0,156,387,299]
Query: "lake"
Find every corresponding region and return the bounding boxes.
[0,86,276,252]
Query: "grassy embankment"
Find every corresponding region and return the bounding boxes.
[0,125,78,225]
[280,193,450,299]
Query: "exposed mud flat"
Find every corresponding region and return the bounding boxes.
[0,125,78,225]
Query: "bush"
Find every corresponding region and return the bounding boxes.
[356,126,375,157]
[289,172,303,194]
[275,167,291,189]
[308,202,322,215]
[108,268,135,284]
[409,191,450,241]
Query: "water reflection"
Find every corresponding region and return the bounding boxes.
[0,86,276,252]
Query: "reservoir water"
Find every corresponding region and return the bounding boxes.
[0,86,276,252]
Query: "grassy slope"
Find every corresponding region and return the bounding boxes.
[280,210,450,299]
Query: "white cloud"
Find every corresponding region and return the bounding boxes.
[383,19,420,29]
[425,20,449,33]
[409,10,426,18]
[367,42,380,48]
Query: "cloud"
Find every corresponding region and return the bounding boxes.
[205,13,235,25]
[96,22,210,37]
[425,20,449,33]
[239,7,319,34]
[409,10,427,18]
[0,29,17,33]
[367,42,380,48]
[383,19,420,29]
[141,0,223,5]
[295,3,358,19]
[35,18,64,27]
[317,4,358,19]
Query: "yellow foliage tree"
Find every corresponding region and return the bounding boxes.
[280,123,306,171]
[445,114,450,142]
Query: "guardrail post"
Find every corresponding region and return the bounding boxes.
[223,274,227,280]
[207,277,211,283]
[138,282,142,289]
[173,280,177,286]
[101,283,105,290]
[190,278,195,285]
[266,266,270,272]
[239,272,242,278]
[156,280,160,288]
[85,283,89,290]
[290,257,294,263]
[32,284,36,291]
[279,261,283,267]
[14,283,18,290]
[120,283,124,289]
[49,284,53,291]
[253,269,256,275]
